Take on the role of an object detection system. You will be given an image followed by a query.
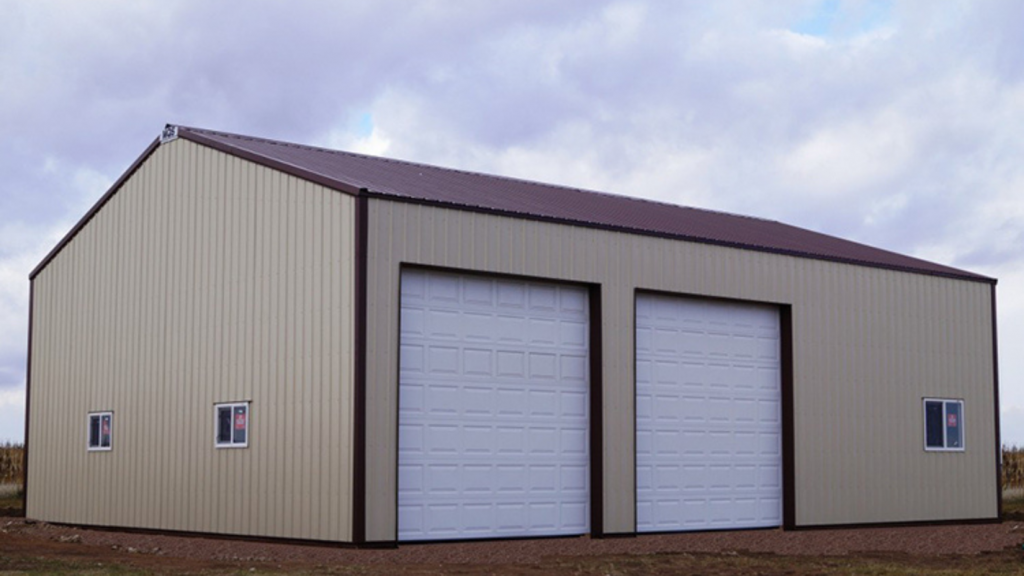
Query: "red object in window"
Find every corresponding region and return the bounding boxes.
[948,413,958,427]
[102,421,110,435]
[235,411,246,430]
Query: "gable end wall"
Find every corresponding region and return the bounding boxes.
[26,139,357,542]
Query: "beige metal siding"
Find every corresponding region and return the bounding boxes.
[27,138,357,541]
[364,200,996,539]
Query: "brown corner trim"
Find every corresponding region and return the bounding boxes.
[352,193,369,544]
[178,129,364,196]
[780,305,796,530]
[588,285,604,537]
[790,517,1000,531]
[29,138,161,280]
[991,283,1002,520]
[22,281,34,511]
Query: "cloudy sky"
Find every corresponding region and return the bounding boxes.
[1,0,1023,444]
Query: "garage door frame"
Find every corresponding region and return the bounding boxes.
[633,288,795,532]
[395,263,606,540]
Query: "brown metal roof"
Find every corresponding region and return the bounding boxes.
[29,125,994,282]
[174,125,990,283]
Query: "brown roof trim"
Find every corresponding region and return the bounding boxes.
[176,125,992,284]
[29,137,162,280]
[30,126,997,286]
[363,192,997,285]
[177,128,365,196]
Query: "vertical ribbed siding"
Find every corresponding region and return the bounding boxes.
[364,200,996,539]
[26,139,356,542]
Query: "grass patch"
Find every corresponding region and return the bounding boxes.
[1003,491,1024,521]
[0,482,23,512]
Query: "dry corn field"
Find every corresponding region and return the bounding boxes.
[1003,445,1024,496]
[0,442,23,487]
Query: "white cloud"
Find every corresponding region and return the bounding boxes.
[778,108,915,199]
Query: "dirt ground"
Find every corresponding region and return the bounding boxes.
[2,516,1024,575]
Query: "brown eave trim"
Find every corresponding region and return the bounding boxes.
[177,129,365,196]
[29,138,161,280]
[361,192,995,285]
[22,281,33,511]
[352,194,369,544]
[991,284,1002,520]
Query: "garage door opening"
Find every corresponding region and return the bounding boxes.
[398,268,590,541]
[636,292,782,532]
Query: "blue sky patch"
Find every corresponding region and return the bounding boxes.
[793,0,891,38]
[356,111,374,137]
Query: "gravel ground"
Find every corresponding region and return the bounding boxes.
[2,518,1022,567]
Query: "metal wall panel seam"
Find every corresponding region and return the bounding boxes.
[189,142,205,533]
[143,145,157,528]
[256,165,269,537]
[116,148,131,528]
[327,191,338,540]
[156,137,170,529]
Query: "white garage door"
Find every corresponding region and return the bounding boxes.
[398,269,590,541]
[636,293,782,532]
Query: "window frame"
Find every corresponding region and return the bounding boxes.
[923,398,965,452]
[214,401,250,449]
[87,411,113,452]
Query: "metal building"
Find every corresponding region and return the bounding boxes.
[24,125,1000,545]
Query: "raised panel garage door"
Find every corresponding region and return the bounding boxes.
[398,269,590,541]
[636,293,782,532]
